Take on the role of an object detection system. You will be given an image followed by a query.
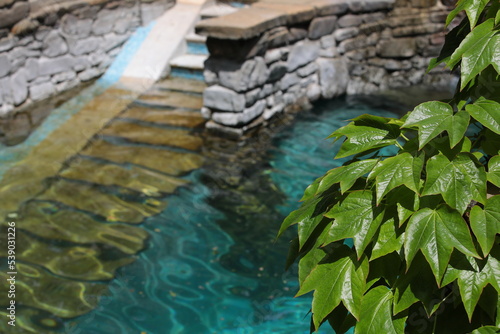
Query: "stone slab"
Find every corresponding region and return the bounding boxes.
[155,77,206,93]
[253,2,316,25]
[135,90,203,109]
[121,106,206,128]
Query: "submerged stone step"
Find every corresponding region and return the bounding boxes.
[60,157,189,196]
[0,227,134,281]
[135,90,203,110]
[100,120,203,150]
[81,139,204,176]
[121,106,206,128]
[170,54,207,70]
[155,76,206,94]
[0,263,108,318]
[38,179,167,224]
[14,201,148,255]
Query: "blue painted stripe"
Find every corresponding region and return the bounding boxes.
[0,21,157,180]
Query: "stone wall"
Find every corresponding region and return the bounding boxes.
[0,0,174,144]
[196,0,455,136]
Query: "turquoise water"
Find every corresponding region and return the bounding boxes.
[64,98,401,334]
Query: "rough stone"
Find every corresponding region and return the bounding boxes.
[102,33,129,52]
[204,85,246,112]
[317,57,349,98]
[211,57,268,92]
[24,58,39,81]
[203,68,218,85]
[42,31,68,57]
[308,16,337,40]
[73,56,91,72]
[266,27,289,48]
[268,61,287,82]
[11,69,27,105]
[377,38,416,58]
[253,2,316,25]
[39,56,75,76]
[51,71,77,84]
[287,27,308,44]
[201,107,211,119]
[334,27,360,42]
[261,83,274,97]
[68,37,101,56]
[212,100,266,127]
[61,15,93,38]
[32,75,51,84]
[411,0,437,8]
[266,94,274,107]
[264,48,283,64]
[287,40,320,72]
[30,82,55,101]
[56,78,80,92]
[338,14,363,28]
[311,0,348,16]
[245,87,261,107]
[0,54,10,77]
[263,103,284,120]
[393,24,444,37]
[280,72,301,90]
[78,68,100,81]
[306,83,321,101]
[0,0,14,8]
[297,62,318,77]
[0,2,29,29]
[0,36,16,52]
[92,9,117,35]
[320,35,336,49]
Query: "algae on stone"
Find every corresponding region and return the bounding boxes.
[135,91,203,110]
[121,107,206,128]
[81,139,204,176]
[38,179,167,223]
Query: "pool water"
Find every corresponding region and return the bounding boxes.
[62,97,402,334]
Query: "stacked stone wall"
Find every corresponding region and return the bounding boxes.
[196,0,455,136]
[0,0,174,144]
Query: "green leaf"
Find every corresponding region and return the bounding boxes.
[368,152,424,204]
[355,286,404,334]
[325,191,385,258]
[297,245,368,327]
[402,102,470,149]
[470,196,500,256]
[442,251,500,321]
[472,326,500,334]
[368,252,402,287]
[488,156,500,187]
[371,218,404,260]
[387,186,420,226]
[285,237,300,270]
[427,136,472,161]
[483,129,500,156]
[318,159,378,194]
[404,206,479,283]
[446,0,489,28]
[330,116,400,159]
[300,175,324,202]
[422,153,487,213]
[428,18,470,71]
[466,98,500,135]
[298,231,332,285]
[448,19,500,90]
[326,303,357,334]
[394,252,443,315]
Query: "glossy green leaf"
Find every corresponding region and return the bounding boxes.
[297,245,368,327]
[404,206,479,283]
[483,129,500,156]
[446,0,489,27]
[298,231,331,285]
[318,159,378,194]
[368,152,424,204]
[387,186,420,226]
[371,218,404,260]
[467,98,500,135]
[422,153,487,213]
[402,102,470,149]
[394,253,443,315]
[428,19,470,71]
[327,303,357,334]
[472,326,500,334]
[325,191,385,258]
[488,156,500,187]
[300,175,323,202]
[442,251,500,321]
[470,196,500,256]
[330,116,400,159]
[355,286,404,334]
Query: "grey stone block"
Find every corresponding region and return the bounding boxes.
[212,100,266,127]
[204,85,246,112]
[287,40,320,72]
[0,54,10,77]
[268,61,287,82]
[25,58,39,81]
[317,57,349,98]
[42,31,68,57]
[297,62,318,77]
[51,71,77,84]
[11,69,27,106]
[39,56,75,76]
[334,27,360,42]
[92,9,117,36]
[78,68,100,81]
[320,35,336,49]
[338,14,363,28]
[0,2,29,29]
[308,16,337,40]
[30,81,55,101]
[245,87,261,107]
[61,15,93,38]
[68,37,102,56]
[280,72,301,91]
[216,57,268,92]
[377,38,416,58]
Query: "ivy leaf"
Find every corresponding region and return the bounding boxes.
[488,156,500,187]
[330,116,400,159]
[472,326,500,334]
[448,19,500,90]
[466,98,500,135]
[371,218,404,260]
[402,102,470,149]
[355,286,405,334]
[297,245,368,327]
[446,0,489,28]
[422,153,487,214]
[368,152,424,204]
[318,159,378,194]
[394,252,443,315]
[325,191,385,258]
[441,251,500,321]
[404,206,479,284]
[470,196,500,256]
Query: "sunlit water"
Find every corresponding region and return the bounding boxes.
[62,97,402,334]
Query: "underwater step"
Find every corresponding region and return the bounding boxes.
[135,89,204,109]
[81,139,205,176]
[170,54,207,71]
[170,67,205,81]
[155,76,206,94]
[13,201,148,255]
[186,32,207,44]
[37,179,167,224]
[60,157,189,196]
[187,41,209,55]
[0,226,134,281]
[0,262,108,318]
[100,119,203,150]
[121,106,206,128]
